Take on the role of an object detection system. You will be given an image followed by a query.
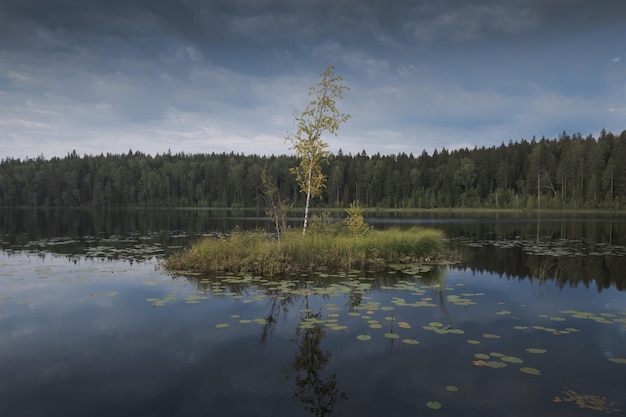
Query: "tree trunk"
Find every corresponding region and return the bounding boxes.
[303,165,313,235]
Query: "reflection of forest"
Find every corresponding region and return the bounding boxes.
[452,239,626,291]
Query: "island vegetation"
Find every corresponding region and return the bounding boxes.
[164,66,445,275]
[164,207,445,275]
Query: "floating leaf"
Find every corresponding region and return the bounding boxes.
[489,352,505,358]
[526,348,547,354]
[384,333,400,339]
[502,356,524,364]
[426,401,442,410]
[485,361,507,369]
[474,353,490,360]
[482,333,501,339]
[467,339,480,345]
[402,339,419,345]
[513,325,528,330]
[215,323,230,328]
[520,367,542,375]
[608,357,626,365]
[446,386,458,392]
[356,334,372,341]
[429,322,443,327]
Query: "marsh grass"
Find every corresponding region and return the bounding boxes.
[164,226,444,276]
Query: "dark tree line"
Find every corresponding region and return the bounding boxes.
[1,129,625,210]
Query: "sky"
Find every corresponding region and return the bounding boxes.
[1,0,625,160]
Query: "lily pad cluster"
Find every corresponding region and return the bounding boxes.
[553,389,622,414]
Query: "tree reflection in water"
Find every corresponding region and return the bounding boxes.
[287,296,347,417]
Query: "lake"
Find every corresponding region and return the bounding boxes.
[0,209,625,416]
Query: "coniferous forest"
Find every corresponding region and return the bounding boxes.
[1,129,626,210]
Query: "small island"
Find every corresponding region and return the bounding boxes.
[165,66,446,276]
[164,205,445,276]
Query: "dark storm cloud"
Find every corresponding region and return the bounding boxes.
[1,0,624,158]
[4,0,624,45]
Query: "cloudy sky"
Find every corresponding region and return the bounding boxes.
[1,0,625,159]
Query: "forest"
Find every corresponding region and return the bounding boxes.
[1,129,625,210]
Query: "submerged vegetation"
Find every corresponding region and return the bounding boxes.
[164,225,444,276]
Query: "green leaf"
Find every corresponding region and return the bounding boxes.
[426,401,442,410]
[526,348,547,354]
[502,356,524,364]
[520,367,542,375]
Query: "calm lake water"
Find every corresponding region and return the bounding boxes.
[1,209,625,416]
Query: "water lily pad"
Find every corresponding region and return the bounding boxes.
[215,323,230,328]
[520,367,542,375]
[489,352,505,358]
[526,348,547,354]
[482,333,501,339]
[356,334,372,341]
[429,322,443,327]
[513,325,528,330]
[608,357,626,364]
[426,401,442,410]
[502,356,524,364]
[446,385,458,392]
[369,323,383,329]
[474,353,490,360]
[402,339,419,345]
[384,332,400,339]
[467,339,480,345]
[485,361,507,369]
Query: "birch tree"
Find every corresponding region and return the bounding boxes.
[286,65,350,234]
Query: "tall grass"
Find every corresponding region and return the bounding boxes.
[164,226,444,276]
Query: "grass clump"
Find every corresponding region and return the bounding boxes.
[164,226,445,276]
